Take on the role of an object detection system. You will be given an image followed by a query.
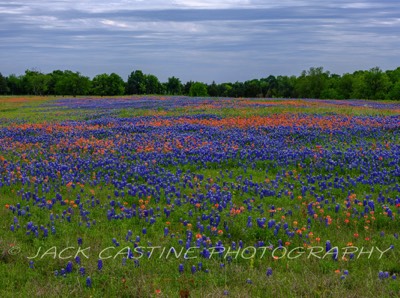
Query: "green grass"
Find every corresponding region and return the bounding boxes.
[1,96,400,297]
[116,105,400,119]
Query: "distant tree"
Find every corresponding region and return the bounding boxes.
[230,82,245,97]
[275,75,296,98]
[386,67,400,84]
[3,65,400,99]
[108,73,126,95]
[389,82,400,100]
[145,74,162,94]
[363,67,391,100]
[183,81,193,95]
[258,80,268,98]
[244,79,262,97]
[55,71,91,97]
[351,71,368,99]
[320,87,340,99]
[337,73,354,99]
[189,82,208,97]
[6,74,23,95]
[386,68,400,100]
[48,70,65,95]
[218,83,232,97]
[166,76,182,95]
[126,70,146,94]
[92,73,125,96]
[262,75,277,97]
[208,81,219,97]
[296,67,329,99]
[92,74,110,96]
[320,74,342,99]
[0,72,9,94]
[23,69,51,95]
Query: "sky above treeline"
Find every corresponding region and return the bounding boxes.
[1,0,399,83]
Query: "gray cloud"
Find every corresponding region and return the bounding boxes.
[0,0,399,83]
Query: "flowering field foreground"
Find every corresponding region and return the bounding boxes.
[1,96,400,297]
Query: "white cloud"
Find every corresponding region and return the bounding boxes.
[171,0,251,9]
[101,19,129,28]
[1,0,400,82]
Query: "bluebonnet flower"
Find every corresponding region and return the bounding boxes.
[86,276,92,287]
[79,267,85,276]
[134,259,140,267]
[326,240,331,252]
[266,267,273,277]
[98,259,103,271]
[66,261,73,273]
[333,248,338,261]
[60,268,66,277]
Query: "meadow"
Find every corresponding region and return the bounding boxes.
[0,96,400,297]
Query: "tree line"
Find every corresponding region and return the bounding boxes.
[0,66,399,100]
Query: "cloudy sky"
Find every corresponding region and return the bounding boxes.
[1,0,399,83]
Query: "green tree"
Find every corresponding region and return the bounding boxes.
[0,72,9,94]
[23,69,51,95]
[208,81,219,97]
[295,67,329,99]
[320,74,341,99]
[6,74,24,95]
[337,73,353,99]
[258,79,268,98]
[244,79,262,97]
[109,73,126,95]
[92,73,125,96]
[351,71,368,99]
[230,82,245,97]
[261,75,277,98]
[183,81,193,95]
[189,82,208,97]
[92,74,109,96]
[218,83,232,97]
[275,75,296,98]
[389,82,400,100]
[386,67,400,85]
[55,71,91,97]
[145,74,162,94]
[126,70,146,94]
[48,70,65,95]
[363,67,391,100]
[166,76,182,95]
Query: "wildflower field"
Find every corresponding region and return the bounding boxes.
[1,96,400,297]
